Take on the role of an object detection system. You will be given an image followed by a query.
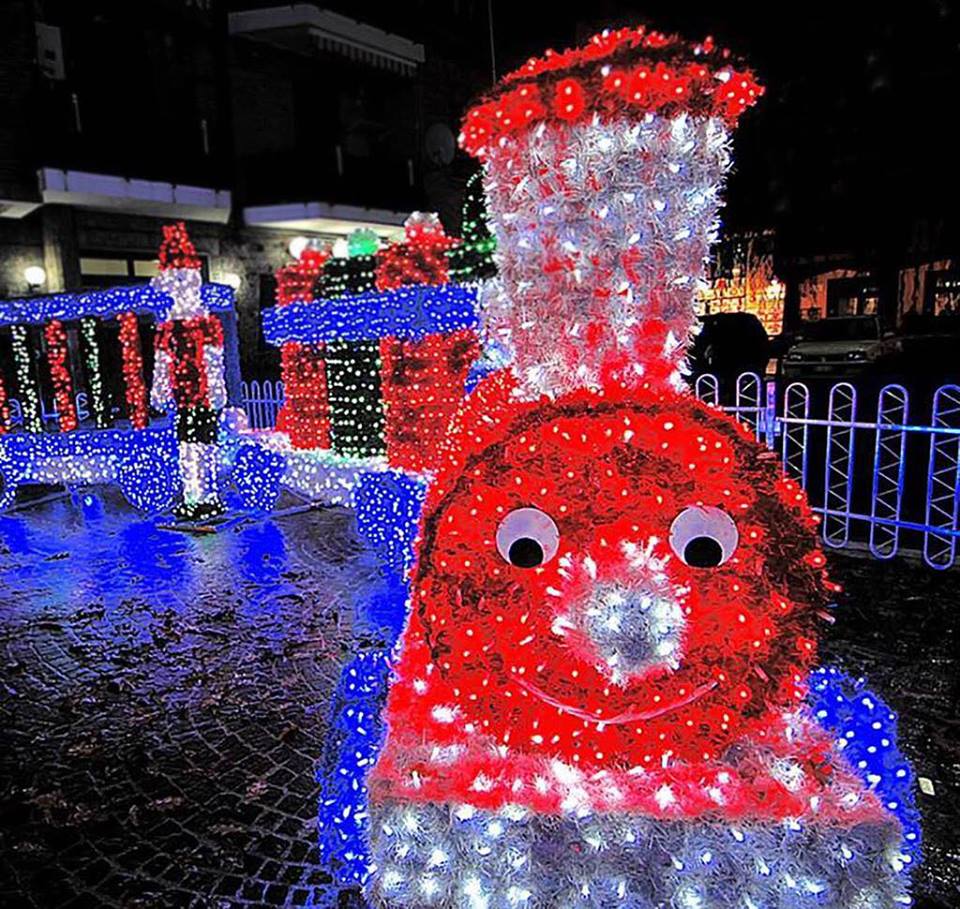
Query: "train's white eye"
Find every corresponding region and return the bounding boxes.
[496,507,560,568]
[669,506,738,568]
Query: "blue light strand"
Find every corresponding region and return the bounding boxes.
[353,471,427,578]
[0,283,235,327]
[262,284,479,346]
[231,443,285,512]
[317,469,426,886]
[809,665,922,867]
[317,649,394,887]
[0,426,179,513]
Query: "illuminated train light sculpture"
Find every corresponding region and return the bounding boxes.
[0,228,237,514]
[358,25,919,909]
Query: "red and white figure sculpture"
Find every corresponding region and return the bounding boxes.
[363,25,914,909]
[150,222,228,520]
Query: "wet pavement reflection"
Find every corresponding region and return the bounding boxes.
[0,492,957,907]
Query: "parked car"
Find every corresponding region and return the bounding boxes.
[782,316,900,379]
[687,312,771,381]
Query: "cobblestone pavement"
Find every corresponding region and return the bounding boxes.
[0,491,374,908]
[0,492,957,908]
[818,552,960,908]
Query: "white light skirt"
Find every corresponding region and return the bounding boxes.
[365,799,909,909]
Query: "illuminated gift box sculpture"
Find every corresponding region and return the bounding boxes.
[248,213,479,509]
[361,25,919,909]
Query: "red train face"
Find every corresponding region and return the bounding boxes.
[409,380,830,766]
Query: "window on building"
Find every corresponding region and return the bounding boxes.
[79,254,208,288]
[827,277,880,317]
[924,269,960,316]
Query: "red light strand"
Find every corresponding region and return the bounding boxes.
[43,319,78,432]
[117,311,149,430]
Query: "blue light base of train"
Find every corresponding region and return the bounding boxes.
[231,443,286,512]
[316,469,425,887]
[809,665,922,869]
[0,426,180,514]
[353,471,426,578]
[317,647,394,887]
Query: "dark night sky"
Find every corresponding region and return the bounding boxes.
[336,0,960,261]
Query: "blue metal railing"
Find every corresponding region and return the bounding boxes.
[695,373,960,569]
[238,372,960,568]
[240,379,285,431]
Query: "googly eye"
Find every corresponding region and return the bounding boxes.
[669,505,738,568]
[496,507,560,568]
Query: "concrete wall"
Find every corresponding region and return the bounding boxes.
[0,215,44,300]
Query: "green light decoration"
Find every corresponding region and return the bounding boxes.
[347,228,381,258]
[324,339,386,458]
[448,170,497,282]
[10,324,42,434]
[79,317,112,429]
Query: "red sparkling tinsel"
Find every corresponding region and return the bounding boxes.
[157,221,202,271]
[374,219,457,291]
[460,25,762,158]
[377,373,830,777]
[274,249,332,449]
[379,329,479,472]
[276,342,331,450]
[117,311,149,430]
[155,316,224,409]
[43,319,78,432]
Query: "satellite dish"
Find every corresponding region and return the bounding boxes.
[424,122,456,166]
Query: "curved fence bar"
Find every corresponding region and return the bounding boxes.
[242,380,285,431]
[869,385,909,560]
[782,381,811,487]
[923,384,960,570]
[734,371,762,440]
[693,373,718,407]
[823,382,857,548]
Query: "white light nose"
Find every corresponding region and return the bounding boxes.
[583,581,686,684]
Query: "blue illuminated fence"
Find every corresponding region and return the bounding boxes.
[241,372,959,567]
[240,379,284,430]
[695,373,960,570]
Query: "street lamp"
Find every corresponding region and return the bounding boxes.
[24,266,46,290]
[288,236,310,260]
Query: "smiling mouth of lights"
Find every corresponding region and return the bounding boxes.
[513,676,717,725]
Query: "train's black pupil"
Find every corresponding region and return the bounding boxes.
[684,536,723,568]
[509,537,544,568]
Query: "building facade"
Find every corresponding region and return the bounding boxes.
[0,0,486,380]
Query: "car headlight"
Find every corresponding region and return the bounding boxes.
[846,350,868,361]
[785,352,803,362]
